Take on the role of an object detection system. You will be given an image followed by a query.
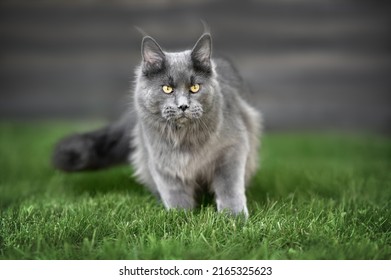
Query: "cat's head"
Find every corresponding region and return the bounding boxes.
[136,34,218,125]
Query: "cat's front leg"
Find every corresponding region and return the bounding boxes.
[212,147,249,217]
[150,165,196,210]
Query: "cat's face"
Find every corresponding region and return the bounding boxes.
[137,34,216,125]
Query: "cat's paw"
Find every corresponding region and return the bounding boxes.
[217,204,249,219]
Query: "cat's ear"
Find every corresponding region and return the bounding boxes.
[191,33,212,73]
[141,36,165,73]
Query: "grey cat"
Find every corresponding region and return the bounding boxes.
[53,33,262,217]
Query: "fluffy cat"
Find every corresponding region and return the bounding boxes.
[53,33,262,217]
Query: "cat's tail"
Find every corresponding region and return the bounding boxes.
[52,116,133,172]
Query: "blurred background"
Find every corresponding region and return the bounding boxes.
[1,0,390,132]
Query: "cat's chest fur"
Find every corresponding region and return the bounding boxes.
[143,123,221,182]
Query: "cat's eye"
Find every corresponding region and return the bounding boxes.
[162,85,173,94]
[190,84,200,93]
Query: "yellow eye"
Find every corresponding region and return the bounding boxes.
[190,84,200,93]
[162,85,173,94]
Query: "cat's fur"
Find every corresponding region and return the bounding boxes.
[53,33,262,217]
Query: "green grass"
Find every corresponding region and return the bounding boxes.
[0,122,390,259]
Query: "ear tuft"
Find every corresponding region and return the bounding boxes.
[141,36,165,74]
[200,19,211,35]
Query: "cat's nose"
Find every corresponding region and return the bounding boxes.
[178,104,189,112]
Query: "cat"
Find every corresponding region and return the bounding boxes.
[53,33,262,217]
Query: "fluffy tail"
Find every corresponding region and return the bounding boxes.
[52,117,133,172]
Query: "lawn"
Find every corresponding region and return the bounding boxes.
[0,122,390,259]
